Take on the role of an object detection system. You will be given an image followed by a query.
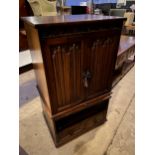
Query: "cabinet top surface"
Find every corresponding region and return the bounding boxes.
[22,14,126,28]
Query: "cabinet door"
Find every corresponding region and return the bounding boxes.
[43,38,85,113]
[82,31,120,100]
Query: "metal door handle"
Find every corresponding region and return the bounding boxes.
[82,70,91,88]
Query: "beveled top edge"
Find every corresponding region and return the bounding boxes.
[22,14,126,28]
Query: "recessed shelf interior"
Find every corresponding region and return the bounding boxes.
[55,100,109,132]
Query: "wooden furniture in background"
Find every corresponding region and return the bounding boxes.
[27,0,57,16]
[19,0,33,51]
[22,15,125,147]
[109,9,126,17]
[124,24,135,36]
[113,35,135,86]
[58,6,71,15]
[123,12,135,36]
[19,0,34,73]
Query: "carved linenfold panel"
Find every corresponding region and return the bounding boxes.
[91,38,113,49]
[49,42,84,111]
[43,33,120,112]
[83,36,118,100]
[103,38,113,45]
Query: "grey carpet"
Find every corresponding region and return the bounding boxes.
[19,79,39,107]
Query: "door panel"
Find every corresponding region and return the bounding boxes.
[43,29,120,113]
[82,34,119,100]
[47,41,84,111]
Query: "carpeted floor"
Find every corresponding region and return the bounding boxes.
[19,70,38,107]
[19,79,39,107]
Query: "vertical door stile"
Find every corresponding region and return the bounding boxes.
[90,40,96,93]
[71,44,76,103]
[58,46,66,106]
[62,45,71,107]
[98,39,104,91]
[101,38,108,91]
[61,46,67,106]
[106,37,115,89]
[78,43,82,101]
[52,46,64,107]
[51,47,61,108]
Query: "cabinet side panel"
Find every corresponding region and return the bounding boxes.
[24,23,52,117]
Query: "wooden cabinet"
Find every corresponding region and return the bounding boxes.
[22,15,125,147]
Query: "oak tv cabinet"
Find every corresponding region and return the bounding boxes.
[22,15,126,147]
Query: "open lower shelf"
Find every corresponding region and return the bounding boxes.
[43,99,109,147]
[54,100,109,146]
[55,99,109,133]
